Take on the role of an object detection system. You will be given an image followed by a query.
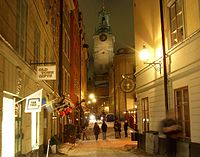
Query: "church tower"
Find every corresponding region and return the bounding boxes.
[91,1,115,115]
[93,2,115,76]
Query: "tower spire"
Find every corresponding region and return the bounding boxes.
[95,0,111,34]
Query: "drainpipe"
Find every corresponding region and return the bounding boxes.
[59,0,63,96]
[58,0,63,143]
[159,0,169,114]
[113,67,117,117]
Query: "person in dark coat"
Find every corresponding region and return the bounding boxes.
[93,122,100,141]
[114,119,121,138]
[124,120,129,137]
[101,120,108,140]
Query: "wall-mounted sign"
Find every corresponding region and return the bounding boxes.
[37,65,56,80]
[25,89,43,113]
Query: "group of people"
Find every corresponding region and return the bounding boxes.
[93,120,108,141]
[113,119,128,138]
[82,118,129,141]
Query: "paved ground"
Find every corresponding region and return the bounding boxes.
[45,122,162,157]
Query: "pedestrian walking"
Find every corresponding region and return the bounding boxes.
[114,119,121,138]
[93,122,100,141]
[160,111,182,157]
[82,126,89,140]
[101,120,108,140]
[124,120,128,137]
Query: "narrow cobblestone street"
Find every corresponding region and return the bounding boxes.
[47,122,160,157]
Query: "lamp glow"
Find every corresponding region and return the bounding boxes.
[139,45,150,62]
[89,93,95,99]
[92,98,96,103]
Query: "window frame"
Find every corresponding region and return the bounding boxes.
[34,25,40,65]
[174,86,191,139]
[63,29,70,61]
[63,68,70,95]
[141,97,149,132]
[168,0,185,47]
[16,0,28,59]
[44,40,49,63]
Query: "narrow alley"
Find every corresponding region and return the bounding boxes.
[47,122,156,157]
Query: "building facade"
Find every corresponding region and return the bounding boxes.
[0,0,60,156]
[134,0,200,156]
[0,0,85,156]
[110,48,136,121]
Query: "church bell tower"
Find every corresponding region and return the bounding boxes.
[90,1,115,115]
[93,2,115,76]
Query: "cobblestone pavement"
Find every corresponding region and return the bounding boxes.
[46,122,163,157]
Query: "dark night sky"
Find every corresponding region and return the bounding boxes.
[78,0,134,54]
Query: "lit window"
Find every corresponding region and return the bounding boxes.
[168,0,184,47]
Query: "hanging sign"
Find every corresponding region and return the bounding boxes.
[37,65,56,80]
[120,78,135,93]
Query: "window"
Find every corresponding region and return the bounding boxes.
[44,41,49,63]
[16,0,27,59]
[168,0,184,46]
[34,26,40,64]
[44,0,50,19]
[63,3,70,28]
[141,97,149,132]
[63,69,70,95]
[174,87,190,138]
[64,30,70,60]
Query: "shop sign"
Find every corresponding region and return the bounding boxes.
[37,65,56,80]
[25,89,43,113]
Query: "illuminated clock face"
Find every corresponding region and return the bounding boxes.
[99,33,107,41]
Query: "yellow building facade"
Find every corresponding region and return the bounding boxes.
[0,0,61,156]
[134,0,200,156]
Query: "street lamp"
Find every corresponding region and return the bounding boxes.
[89,93,95,99]
[87,93,97,113]
[139,44,162,74]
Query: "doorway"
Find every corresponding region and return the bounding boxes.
[2,97,15,157]
[2,96,22,157]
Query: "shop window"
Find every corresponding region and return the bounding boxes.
[174,86,190,138]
